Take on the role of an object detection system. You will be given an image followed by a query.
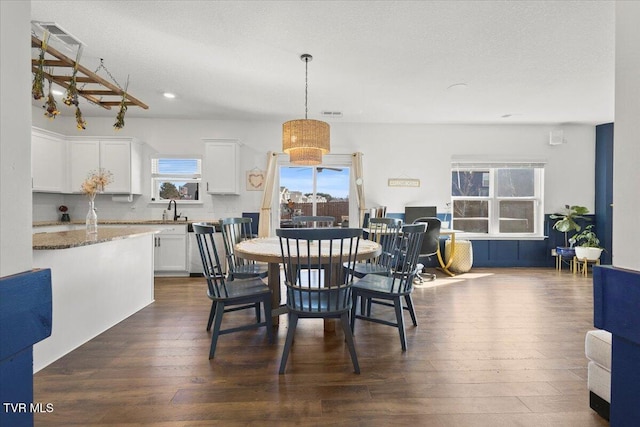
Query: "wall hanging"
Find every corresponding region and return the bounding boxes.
[31,22,148,130]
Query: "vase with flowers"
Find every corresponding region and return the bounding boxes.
[81,168,113,235]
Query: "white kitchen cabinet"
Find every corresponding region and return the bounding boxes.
[68,139,100,193]
[31,128,67,192]
[68,137,143,194]
[153,225,188,274]
[203,139,240,194]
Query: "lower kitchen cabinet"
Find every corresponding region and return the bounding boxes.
[153,226,188,274]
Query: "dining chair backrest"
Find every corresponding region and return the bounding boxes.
[219,217,258,274]
[367,217,402,270]
[389,223,427,294]
[292,215,335,228]
[192,223,229,298]
[276,227,362,313]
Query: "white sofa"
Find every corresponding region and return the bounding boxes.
[585,329,612,420]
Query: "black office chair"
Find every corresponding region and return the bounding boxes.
[350,223,426,351]
[412,217,442,283]
[219,217,268,280]
[193,223,273,359]
[277,227,362,374]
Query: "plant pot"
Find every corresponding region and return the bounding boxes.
[575,246,603,261]
[556,246,576,258]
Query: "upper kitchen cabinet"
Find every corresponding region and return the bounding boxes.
[68,137,143,194]
[203,139,240,195]
[31,128,67,192]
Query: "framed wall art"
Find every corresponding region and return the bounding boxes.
[246,168,266,191]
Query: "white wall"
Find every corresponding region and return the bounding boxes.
[32,110,597,224]
[1,1,32,276]
[613,2,640,270]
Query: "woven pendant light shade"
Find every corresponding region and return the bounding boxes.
[283,54,330,165]
[282,119,330,165]
[288,147,323,165]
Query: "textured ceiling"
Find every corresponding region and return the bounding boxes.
[30,0,615,125]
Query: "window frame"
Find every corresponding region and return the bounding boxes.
[150,155,203,204]
[451,160,545,240]
[272,154,356,231]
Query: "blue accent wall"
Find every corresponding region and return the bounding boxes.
[595,123,614,265]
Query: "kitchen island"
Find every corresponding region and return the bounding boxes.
[32,227,158,372]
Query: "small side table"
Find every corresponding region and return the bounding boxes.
[552,249,574,272]
[573,256,601,276]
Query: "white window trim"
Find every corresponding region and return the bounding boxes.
[451,158,546,239]
[150,155,203,204]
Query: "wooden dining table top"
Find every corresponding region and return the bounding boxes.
[234,236,381,264]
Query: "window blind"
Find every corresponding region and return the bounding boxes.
[151,158,201,177]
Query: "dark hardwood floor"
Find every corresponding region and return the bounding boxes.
[34,268,609,426]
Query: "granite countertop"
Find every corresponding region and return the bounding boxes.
[33,219,220,227]
[33,227,162,250]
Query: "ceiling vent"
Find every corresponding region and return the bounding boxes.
[31,21,84,47]
[321,111,343,118]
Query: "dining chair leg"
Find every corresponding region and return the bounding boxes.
[360,295,368,316]
[350,293,359,333]
[206,301,216,332]
[365,297,373,317]
[393,298,407,351]
[264,297,274,344]
[279,312,299,374]
[254,302,261,323]
[340,312,360,374]
[404,294,418,326]
[209,301,225,359]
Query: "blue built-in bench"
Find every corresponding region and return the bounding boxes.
[387,213,595,268]
[0,269,52,427]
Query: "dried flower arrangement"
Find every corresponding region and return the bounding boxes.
[113,78,129,130]
[75,106,86,130]
[81,169,113,201]
[31,34,144,131]
[43,77,60,119]
[32,32,49,100]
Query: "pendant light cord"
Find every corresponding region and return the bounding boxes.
[304,56,309,120]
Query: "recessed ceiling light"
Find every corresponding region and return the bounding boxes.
[447,83,468,90]
[163,92,176,99]
[51,89,64,96]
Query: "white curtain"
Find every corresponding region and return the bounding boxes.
[258,151,278,237]
[352,152,366,227]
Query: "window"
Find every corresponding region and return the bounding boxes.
[274,154,355,229]
[151,156,202,203]
[279,166,351,226]
[451,160,545,238]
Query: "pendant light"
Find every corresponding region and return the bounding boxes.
[282,54,330,165]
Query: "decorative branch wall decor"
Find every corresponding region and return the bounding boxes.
[31,34,148,130]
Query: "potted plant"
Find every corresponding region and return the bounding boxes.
[58,205,70,222]
[550,205,590,257]
[573,225,604,261]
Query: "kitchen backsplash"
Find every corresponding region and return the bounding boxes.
[33,192,250,223]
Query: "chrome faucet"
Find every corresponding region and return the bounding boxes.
[167,199,180,221]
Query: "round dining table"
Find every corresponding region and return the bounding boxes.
[234,236,381,325]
